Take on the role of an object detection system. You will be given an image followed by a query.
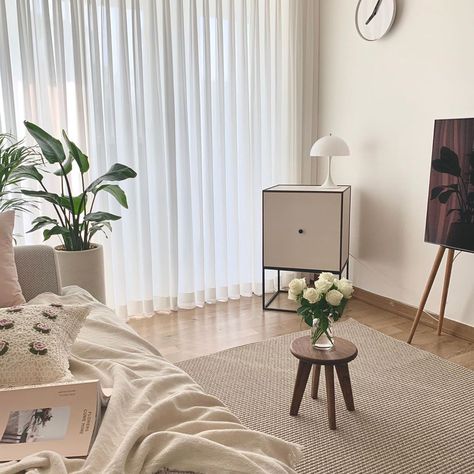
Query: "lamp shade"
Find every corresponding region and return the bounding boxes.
[310,135,350,157]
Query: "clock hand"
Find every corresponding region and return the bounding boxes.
[365,0,383,25]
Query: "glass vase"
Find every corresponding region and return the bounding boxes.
[311,316,334,350]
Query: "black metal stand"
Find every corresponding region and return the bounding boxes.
[262,262,349,312]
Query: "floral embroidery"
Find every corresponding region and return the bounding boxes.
[42,311,57,320]
[6,306,23,313]
[29,341,48,355]
[33,323,51,334]
[50,303,63,309]
[0,319,14,330]
[0,304,90,387]
[0,341,9,356]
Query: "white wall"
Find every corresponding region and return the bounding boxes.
[318,0,474,326]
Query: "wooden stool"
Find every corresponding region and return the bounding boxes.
[289,336,358,430]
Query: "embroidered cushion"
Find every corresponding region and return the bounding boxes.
[0,211,25,308]
[0,303,90,388]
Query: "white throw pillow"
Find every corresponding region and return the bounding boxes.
[0,211,25,307]
[0,303,90,388]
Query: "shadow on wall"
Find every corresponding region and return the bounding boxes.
[355,189,405,265]
[457,263,474,319]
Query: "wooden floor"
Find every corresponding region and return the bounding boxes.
[128,294,474,370]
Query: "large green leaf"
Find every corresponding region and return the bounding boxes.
[54,155,72,176]
[71,195,87,215]
[62,130,89,173]
[95,184,128,208]
[89,221,112,239]
[83,211,121,222]
[22,189,65,206]
[43,225,70,241]
[24,121,65,164]
[11,165,43,182]
[54,154,73,176]
[22,189,86,216]
[28,216,59,233]
[86,163,137,193]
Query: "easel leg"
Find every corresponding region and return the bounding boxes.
[407,246,446,344]
[437,249,454,336]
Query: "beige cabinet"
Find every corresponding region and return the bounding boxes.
[262,185,351,310]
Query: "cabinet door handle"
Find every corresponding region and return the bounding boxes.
[298,229,304,234]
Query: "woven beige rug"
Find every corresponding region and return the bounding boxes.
[177,319,474,474]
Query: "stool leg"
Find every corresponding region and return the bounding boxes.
[290,361,312,416]
[336,363,355,411]
[311,365,321,399]
[325,365,336,430]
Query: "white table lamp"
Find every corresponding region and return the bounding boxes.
[310,134,350,188]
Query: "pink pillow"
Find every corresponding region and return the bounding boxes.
[0,211,25,307]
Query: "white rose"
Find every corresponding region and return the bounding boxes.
[315,279,333,293]
[336,278,354,299]
[288,290,299,301]
[303,287,321,304]
[288,278,307,297]
[326,289,344,307]
[318,272,336,283]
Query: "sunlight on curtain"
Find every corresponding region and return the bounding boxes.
[0,0,318,319]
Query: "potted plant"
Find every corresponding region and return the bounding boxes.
[430,146,474,251]
[0,133,39,213]
[288,272,354,350]
[21,121,137,303]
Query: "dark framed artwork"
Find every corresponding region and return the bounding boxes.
[425,118,474,253]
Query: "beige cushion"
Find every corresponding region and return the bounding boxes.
[0,304,90,388]
[0,212,25,308]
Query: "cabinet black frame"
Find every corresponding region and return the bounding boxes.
[262,262,349,312]
[262,185,351,313]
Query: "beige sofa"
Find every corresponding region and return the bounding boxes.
[14,245,62,301]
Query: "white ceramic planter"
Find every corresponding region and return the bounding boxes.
[55,244,106,304]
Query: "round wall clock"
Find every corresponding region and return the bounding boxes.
[356,0,396,41]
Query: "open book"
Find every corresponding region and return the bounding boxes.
[0,380,110,461]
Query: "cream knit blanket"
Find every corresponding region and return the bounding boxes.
[0,287,300,474]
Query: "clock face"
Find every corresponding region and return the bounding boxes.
[356,0,396,41]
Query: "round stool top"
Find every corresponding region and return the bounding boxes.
[290,336,358,365]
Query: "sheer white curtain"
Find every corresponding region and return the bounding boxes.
[0,0,318,319]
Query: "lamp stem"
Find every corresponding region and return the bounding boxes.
[322,156,337,188]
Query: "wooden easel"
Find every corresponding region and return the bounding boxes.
[407,246,455,344]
